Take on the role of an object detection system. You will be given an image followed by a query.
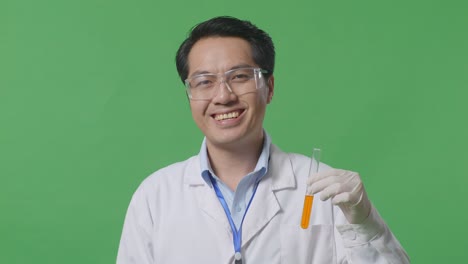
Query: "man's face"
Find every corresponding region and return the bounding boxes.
[187,37,273,149]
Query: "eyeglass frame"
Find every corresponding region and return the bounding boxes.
[184,67,269,100]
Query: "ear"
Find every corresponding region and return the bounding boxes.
[266,75,274,104]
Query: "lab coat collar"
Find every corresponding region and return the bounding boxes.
[183,143,297,191]
[268,144,297,191]
[198,131,272,187]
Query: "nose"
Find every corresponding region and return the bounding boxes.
[211,80,237,104]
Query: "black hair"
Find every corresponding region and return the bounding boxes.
[175,16,275,83]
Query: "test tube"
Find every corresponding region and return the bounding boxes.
[300,148,321,229]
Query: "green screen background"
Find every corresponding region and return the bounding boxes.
[1,0,467,263]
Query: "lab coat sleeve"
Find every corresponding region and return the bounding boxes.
[335,204,410,263]
[117,183,154,264]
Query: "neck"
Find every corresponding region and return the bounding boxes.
[206,135,264,191]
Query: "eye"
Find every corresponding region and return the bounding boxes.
[233,74,248,79]
[191,76,215,88]
[195,79,212,88]
[230,73,251,82]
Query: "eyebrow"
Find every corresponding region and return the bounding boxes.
[189,64,255,78]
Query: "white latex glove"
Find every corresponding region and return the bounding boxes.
[307,169,372,224]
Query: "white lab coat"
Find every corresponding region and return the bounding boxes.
[117,145,409,264]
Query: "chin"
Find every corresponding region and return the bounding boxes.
[208,129,260,148]
[209,134,244,146]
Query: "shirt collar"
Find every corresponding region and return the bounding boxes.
[200,131,272,186]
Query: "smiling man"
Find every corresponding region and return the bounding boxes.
[117,16,410,264]
[186,36,273,191]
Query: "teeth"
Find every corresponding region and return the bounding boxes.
[215,111,240,121]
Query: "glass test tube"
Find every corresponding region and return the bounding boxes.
[300,148,321,229]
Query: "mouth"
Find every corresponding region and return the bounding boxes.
[212,110,244,121]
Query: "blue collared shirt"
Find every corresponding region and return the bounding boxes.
[200,133,271,229]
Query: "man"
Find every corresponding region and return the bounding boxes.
[117,16,409,263]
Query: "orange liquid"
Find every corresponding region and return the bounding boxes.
[300,195,314,229]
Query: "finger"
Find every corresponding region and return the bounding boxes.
[349,178,363,195]
[308,176,341,194]
[319,183,342,201]
[350,191,364,207]
[343,171,360,185]
[307,168,344,185]
[331,192,352,205]
[332,186,364,206]
[348,184,364,206]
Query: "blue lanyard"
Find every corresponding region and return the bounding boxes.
[209,176,260,263]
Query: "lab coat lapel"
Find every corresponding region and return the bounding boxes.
[241,145,296,247]
[184,156,232,234]
[194,185,233,233]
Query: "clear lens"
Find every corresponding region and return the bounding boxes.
[185,68,264,100]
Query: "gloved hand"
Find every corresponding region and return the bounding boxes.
[307,169,372,224]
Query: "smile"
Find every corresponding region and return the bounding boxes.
[213,110,242,121]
